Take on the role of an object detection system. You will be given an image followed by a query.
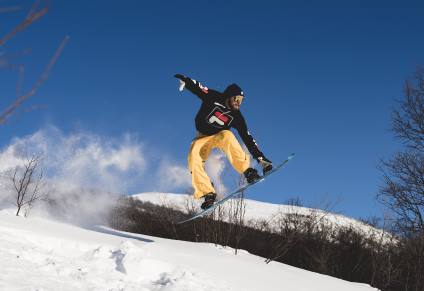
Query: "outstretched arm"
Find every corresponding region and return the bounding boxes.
[174,74,223,103]
[234,114,273,173]
[234,113,264,159]
[174,74,211,101]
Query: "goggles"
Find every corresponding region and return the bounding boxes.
[233,95,244,105]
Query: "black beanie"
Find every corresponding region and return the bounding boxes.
[223,83,244,98]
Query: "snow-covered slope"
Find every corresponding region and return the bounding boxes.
[133,192,390,241]
[0,208,378,291]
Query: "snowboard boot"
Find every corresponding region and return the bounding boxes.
[201,192,217,210]
[244,168,261,184]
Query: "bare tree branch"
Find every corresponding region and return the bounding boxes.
[0,2,48,46]
[0,35,69,125]
[379,68,424,235]
[0,6,21,14]
[0,1,68,125]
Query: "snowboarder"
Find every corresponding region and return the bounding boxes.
[175,74,273,210]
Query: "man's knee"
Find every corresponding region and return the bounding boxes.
[188,153,203,169]
[218,130,236,141]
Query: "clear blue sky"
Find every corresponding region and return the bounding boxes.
[1,0,423,220]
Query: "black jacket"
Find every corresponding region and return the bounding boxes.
[178,75,264,160]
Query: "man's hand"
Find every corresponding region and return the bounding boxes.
[174,74,186,91]
[174,74,186,80]
[257,156,273,174]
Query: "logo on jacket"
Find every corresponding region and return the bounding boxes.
[193,79,209,94]
[207,107,233,128]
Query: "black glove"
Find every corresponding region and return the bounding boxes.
[257,156,273,174]
[174,74,187,91]
[174,74,186,81]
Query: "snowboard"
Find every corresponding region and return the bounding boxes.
[177,153,295,224]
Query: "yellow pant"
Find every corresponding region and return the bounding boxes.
[188,130,250,199]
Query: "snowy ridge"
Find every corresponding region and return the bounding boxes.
[0,209,379,291]
[133,192,392,242]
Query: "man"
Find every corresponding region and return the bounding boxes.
[175,74,273,210]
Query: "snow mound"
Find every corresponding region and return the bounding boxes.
[133,192,392,242]
[0,206,381,291]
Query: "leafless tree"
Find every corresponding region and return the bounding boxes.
[0,0,69,125]
[378,68,424,235]
[9,154,46,216]
[226,174,247,254]
[265,200,334,264]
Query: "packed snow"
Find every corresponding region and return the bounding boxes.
[0,204,379,291]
